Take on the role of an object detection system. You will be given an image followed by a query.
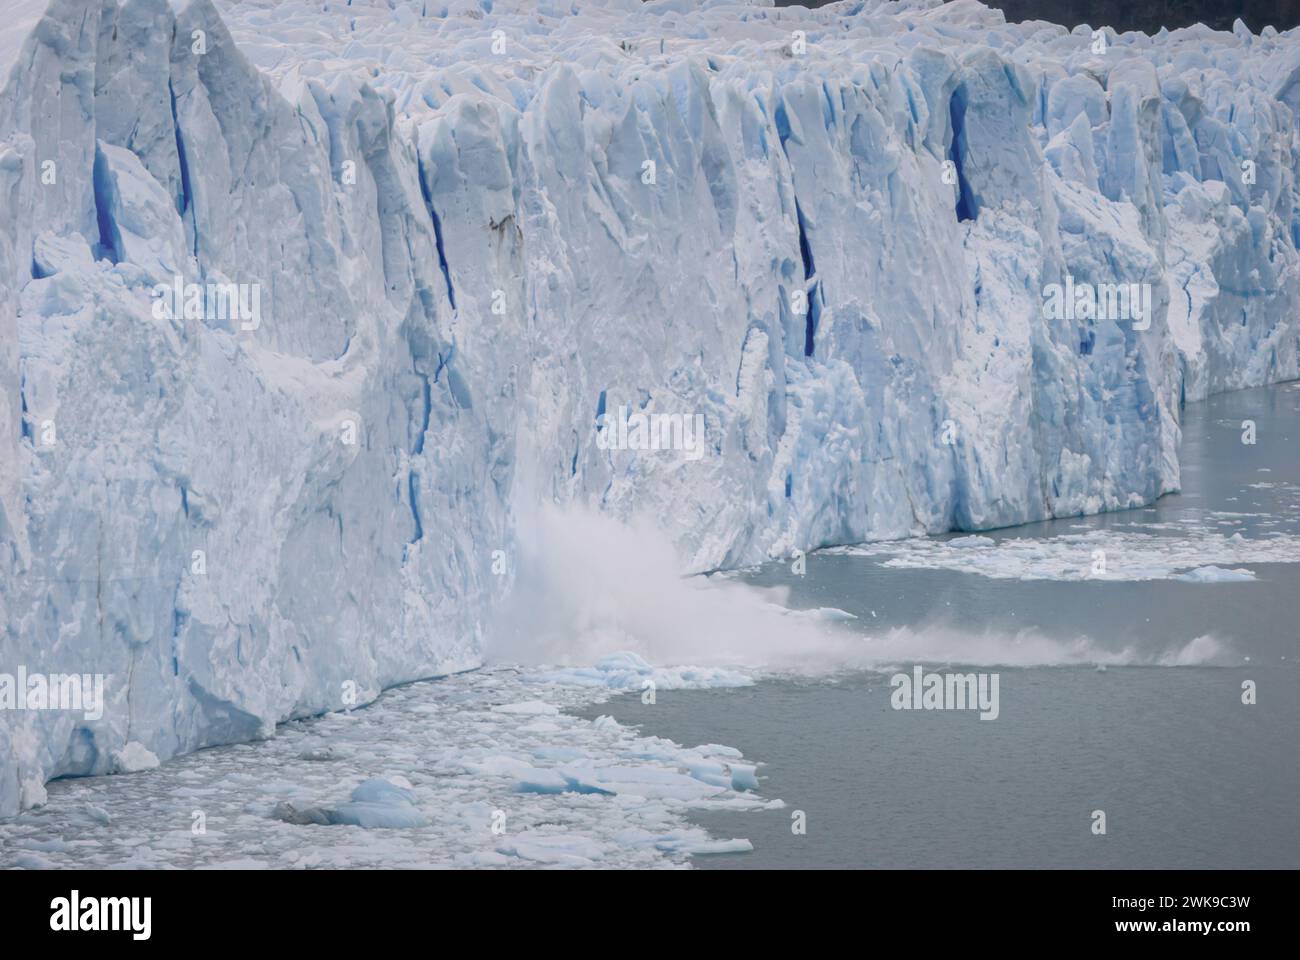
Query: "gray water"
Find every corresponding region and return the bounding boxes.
[578,383,1300,868]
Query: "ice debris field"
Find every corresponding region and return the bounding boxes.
[0,663,771,868]
[834,521,1300,581]
[2,0,1300,832]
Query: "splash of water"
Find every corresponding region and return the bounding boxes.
[485,503,1230,672]
[486,503,848,669]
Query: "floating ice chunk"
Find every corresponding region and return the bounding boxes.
[660,837,753,856]
[272,778,429,829]
[454,851,514,868]
[463,755,609,795]
[612,826,753,855]
[694,743,743,759]
[537,774,613,796]
[111,743,161,774]
[727,763,760,792]
[72,804,112,826]
[497,834,606,866]
[296,745,340,762]
[516,720,562,734]
[1174,566,1258,583]
[270,801,332,826]
[557,764,729,802]
[324,778,430,829]
[947,535,998,548]
[348,778,417,804]
[769,604,859,621]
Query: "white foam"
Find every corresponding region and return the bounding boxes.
[486,504,1243,676]
[486,503,862,673]
[846,626,1233,670]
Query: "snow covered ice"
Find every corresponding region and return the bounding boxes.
[2,0,1300,837]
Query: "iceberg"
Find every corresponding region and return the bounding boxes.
[2,0,1299,815]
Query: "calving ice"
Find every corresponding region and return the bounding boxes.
[49,891,151,940]
[890,667,1000,720]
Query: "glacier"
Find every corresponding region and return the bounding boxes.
[2,0,1299,817]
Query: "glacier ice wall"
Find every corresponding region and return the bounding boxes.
[2,0,1299,815]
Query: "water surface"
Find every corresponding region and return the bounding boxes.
[579,383,1300,868]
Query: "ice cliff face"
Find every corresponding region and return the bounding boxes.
[2,0,1299,815]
